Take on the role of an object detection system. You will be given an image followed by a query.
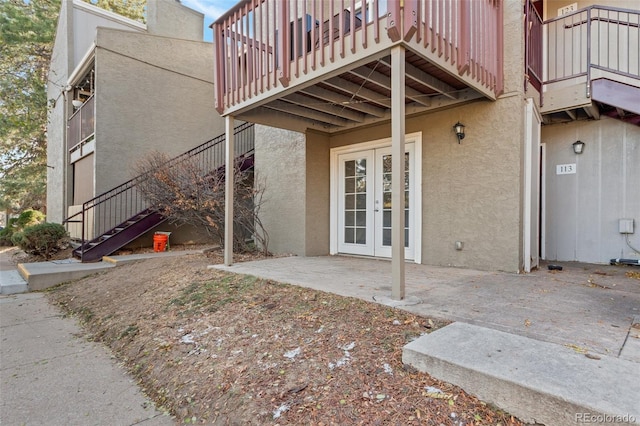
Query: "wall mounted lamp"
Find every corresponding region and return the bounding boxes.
[453,122,465,143]
[572,140,585,154]
[72,99,84,108]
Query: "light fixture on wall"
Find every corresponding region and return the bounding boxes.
[72,99,84,109]
[453,122,465,143]
[572,140,585,154]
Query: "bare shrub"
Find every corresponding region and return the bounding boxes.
[134,151,268,254]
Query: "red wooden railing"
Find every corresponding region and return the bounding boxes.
[213,0,504,114]
[525,0,543,93]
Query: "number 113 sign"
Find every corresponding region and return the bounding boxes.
[556,164,576,175]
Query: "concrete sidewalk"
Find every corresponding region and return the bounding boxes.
[0,292,174,425]
[0,247,207,425]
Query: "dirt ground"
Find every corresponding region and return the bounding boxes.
[47,250,523,425]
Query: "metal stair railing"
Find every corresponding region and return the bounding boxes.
[63,122,255,261]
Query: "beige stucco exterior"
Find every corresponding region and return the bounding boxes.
[255,125,307,255]
[255,0,529,272]
[93,28,222,194]
[47,0,225,233]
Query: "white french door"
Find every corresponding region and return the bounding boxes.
[336,143,416,260]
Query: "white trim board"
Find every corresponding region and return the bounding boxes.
[330,132,423,264]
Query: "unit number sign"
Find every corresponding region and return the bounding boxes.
[556,163,576,175]
[557,3,578,16]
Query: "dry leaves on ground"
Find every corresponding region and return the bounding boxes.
[48,252,522,425]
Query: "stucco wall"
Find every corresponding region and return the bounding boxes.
[305,131,330,256]
[93,28,223,194]
[46,0,74,223]
[47,0,144,223]
[255,125,307,255]
[325,94,525,272]
[321,0,526,272]
[146,0,204,41]
[72,1,144,68]
[543,117,640,263]
[254,0,528,272]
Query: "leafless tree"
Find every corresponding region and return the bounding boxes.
[134,151,268,254]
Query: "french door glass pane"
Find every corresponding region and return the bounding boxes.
[344,159,367,245]
[380,153,410,248]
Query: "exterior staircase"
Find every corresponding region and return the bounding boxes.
[65,123,255,262]
[71,209,167,263]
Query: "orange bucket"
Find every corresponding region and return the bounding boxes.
[153,233,168,252]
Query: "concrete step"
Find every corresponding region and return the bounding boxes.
[0,270,28,295]
[403,322,640,426]
[17,260,115,291]
[14,250,207,291]
[620,316,640,363]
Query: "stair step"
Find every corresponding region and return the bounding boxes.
[403,322,640,426]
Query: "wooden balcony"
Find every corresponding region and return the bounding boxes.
[539,5,640,125]
[68,95,95,162]
[212,0,504,133]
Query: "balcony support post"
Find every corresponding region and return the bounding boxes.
[224,115,235,266]
[391,45,406,301]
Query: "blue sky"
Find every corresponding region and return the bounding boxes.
[180,0,238,41]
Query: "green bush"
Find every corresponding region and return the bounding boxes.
[12,223,69,259]
[16,209,45,228]
[0,210,45,246]
[0,218,18,246]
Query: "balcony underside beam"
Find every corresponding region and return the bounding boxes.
[583,104,600,120]
[349,65,432,107]
[235,87,483,134]
[323,77,392,110]
[378,58,458,100]
[284,88,366,123]
[283,93,366,123]
[265,100,352,127]
[300,85,387,118]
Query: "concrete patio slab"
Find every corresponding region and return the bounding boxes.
[216,255,640,425]
[215,256,640,356]
[403,322,640,426]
